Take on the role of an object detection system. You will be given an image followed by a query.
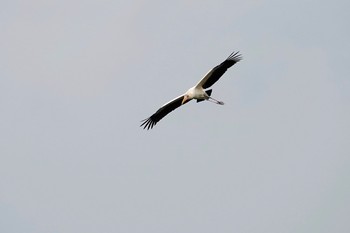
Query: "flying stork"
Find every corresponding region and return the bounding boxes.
[140,51,242,130]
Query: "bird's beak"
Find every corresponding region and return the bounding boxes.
[182,96,188,105]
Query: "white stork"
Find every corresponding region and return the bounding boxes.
[141,51,242,130]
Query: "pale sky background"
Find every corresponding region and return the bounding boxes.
[1,0,349,232]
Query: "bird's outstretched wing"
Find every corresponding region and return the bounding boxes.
[140,95,191,130]
[196,51,242,89]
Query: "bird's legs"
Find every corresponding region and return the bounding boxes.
[207,96,224,105]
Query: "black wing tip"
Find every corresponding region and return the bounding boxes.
[227,51,243,62]
[140,117,157,130]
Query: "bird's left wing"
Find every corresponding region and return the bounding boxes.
[140,94,191,130]
[195,51,242,89]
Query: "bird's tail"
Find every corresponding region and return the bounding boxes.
[197,89,212,103]
[206,89,212,96]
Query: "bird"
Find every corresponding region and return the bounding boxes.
[140,51,242,130]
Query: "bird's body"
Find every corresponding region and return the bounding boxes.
[184,86,211,102]
[141,51,242,130]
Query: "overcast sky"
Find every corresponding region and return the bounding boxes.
[1,0,349,232]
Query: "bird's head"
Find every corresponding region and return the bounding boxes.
[182,94,189,105]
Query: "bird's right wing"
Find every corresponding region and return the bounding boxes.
[140,94,191,130]
[195,51,242,89]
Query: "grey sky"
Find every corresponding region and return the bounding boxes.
[1,0,349,232]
